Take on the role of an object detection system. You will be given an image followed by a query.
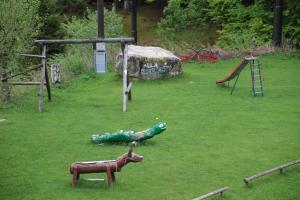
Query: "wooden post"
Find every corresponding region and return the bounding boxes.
[192,187,229,200]
[38,45,47,112]
[244,159,300,186]
[127,74,132,101]
[122,43,128,112]
[44,63,51,101]
[1,73,10,102]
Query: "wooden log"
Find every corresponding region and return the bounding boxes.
[44,63,51,101]
[83,178,104,181]
[0,64,42,81]
[35,37,135,45]
[244,159,300,186]
[12,82,43,85]
[38,45,47,112]
[125,82,132,94]
[1,73,10,102]
[192,187,229,200]
[127,74,132,101]
[20,54,46,59]
[122,43,128,112]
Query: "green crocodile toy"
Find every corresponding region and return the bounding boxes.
[91,122,167,143]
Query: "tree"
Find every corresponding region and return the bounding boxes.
[0,0,41,101]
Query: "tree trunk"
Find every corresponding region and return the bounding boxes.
[1,73,10,102]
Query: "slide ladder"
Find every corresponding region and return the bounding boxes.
[248,57,264,96]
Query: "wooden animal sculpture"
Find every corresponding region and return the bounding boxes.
[91,122,167,143]
[70,146,143,188]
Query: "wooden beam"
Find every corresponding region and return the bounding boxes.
[20,54,46,59]
[44,63,51,101]
[192,187,229,200]
[125,82,132,94]
[244,159,300,186]
[12,82,43,85]
[38,45,47,112]
[122,43,128,112]
[35,37,135,45]
[0,64,42,81]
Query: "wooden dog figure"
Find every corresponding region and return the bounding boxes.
[70,146,143,188]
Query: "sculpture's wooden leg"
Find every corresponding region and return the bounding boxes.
[72,168,78,187]
[111,172,116,182]
[76,173,80,180]
[106,167,113,188]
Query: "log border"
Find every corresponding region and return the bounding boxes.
[192,187,229,200]
[244,159,300,186]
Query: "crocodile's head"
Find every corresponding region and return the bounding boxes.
[152,122,167,135]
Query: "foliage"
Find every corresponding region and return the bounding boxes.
[158,0,300,49]
[49,8,123,77]
[210,0,273,49]
[1,53,300,199]
[0,0,41,72]
[158,0,209,32]
[283,1,300,48]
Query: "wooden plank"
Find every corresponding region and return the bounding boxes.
[122,43,128,112]
[77,160,116,164]
[20,54,46,59]
[38,45,47,112]
[0,64,42,81]
[83,178,104,181]
[44,64,51,101]
[244,159,300,186]
[35,37,135,45]
[12,82,42,85]
[125,82,132,94]
[192,187,229,200]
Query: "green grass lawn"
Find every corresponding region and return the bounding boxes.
[1,53,300,200]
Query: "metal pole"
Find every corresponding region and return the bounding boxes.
[273,0,283,47]
[131,0,137,44]
[97,0,105,38]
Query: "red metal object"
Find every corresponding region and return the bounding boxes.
[175,48,218,64]
[70,147,143,188]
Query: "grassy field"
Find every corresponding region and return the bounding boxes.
[1,53,300,200]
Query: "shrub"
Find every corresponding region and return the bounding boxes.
[49,8,123,78]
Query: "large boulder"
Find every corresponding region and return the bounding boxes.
[115,45,182,80]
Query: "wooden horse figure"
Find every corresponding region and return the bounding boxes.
[70,146,143,188]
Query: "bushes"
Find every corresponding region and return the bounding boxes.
[158,0,300,49]
[49,8,123,79]
[0,0,41,72]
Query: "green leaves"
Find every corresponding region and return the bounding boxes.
[0,0,41,72]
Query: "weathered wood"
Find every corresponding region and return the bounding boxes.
[244,159,300,186]
[38,45,47,112]
[122,43,128,112]
[83,178,104,181]
[20,54,46,59]
[12,82,43,85]
[0,64,42,81]
[125,82,132,94]
[127,74,132,101]
[35,37,134,45]
[192,187,229,200]
[51,64,61,84]
[44,64,51,101]
[1,73,10,102]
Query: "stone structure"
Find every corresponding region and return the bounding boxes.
[115,45,182,80]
